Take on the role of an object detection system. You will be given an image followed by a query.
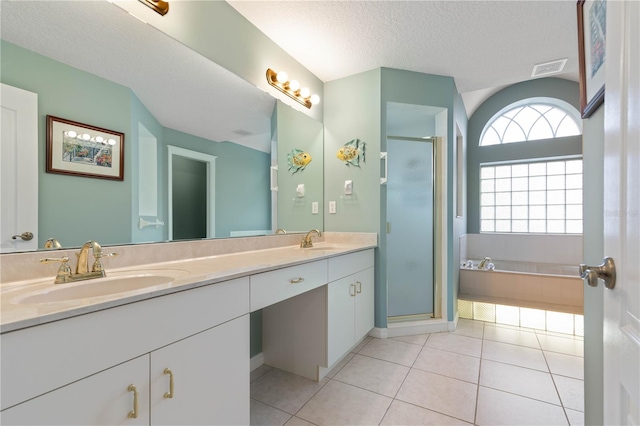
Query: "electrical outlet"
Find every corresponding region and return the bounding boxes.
[329,201,336,214]
[312,202,319,214]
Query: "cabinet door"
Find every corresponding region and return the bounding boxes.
[355,267,375,341]
[327,276,356,366]
[0,355,149,426]
[150,314,249,425]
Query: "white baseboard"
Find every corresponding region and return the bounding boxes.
[369,327,388,338]
[250,353,264,372]
[449,311,460,331]
[372,318,455,338]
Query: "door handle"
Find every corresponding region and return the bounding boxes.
[579,257,616,289]
[12,231,34,241]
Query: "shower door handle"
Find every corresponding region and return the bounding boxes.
[579,257,616,289]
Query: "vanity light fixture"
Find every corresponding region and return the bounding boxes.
[139,0,169,16]
[266,68,320,109]
[64,131,117,145]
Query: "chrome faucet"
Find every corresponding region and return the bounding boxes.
[478,257,492,270]
[300,229,322,248]
[40,240,118,284]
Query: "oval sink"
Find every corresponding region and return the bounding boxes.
[14,274,178,305]
[303,244,343,252]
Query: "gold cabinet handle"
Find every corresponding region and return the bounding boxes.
[290,277,305,284]
[163,368,174,399]
[350,283,356,297]
[356,281,362,294]
[127,384,139,419]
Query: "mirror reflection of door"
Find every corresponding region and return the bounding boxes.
[167,145,216,241]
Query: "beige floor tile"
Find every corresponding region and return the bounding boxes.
[565,408,585,426]
[483,325,541,349]
[296,380,392,426]
[351,336,373,353]
[250,399,292,426]
[395,369,477,423]
[537,334,584,357]
[544,352,584,380]
[250,368,328,415]
[358,338,422,366]
[413,347,480,383]
[425,332,483,358]
[482,340,548,371]
[251,364,273,383]
[284,416,317,426]
[452,319,485,339]
[553,375,584,412]
[333,354,409,397]
[476,386,569,425]
[480,359,560,405]
[380,400,472,425]
[391,333,429,346]
[324,352,354,379]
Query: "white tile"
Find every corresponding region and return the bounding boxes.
[544,351,584,380]
[296,380,392,426]
[565,408,585,426]
[413,347,480,383]
[324,352,354,379]
[333,354,409,397]
[480,360,560,405]
[482,340,548,371]
[452,319,485,339]
[381,400,472,425]
[553,375,584,412]
[537,333,584,357]
[476,386,569,425]
[391,333,429,346]
[283,417,315,426]
[251,364,273,383]
[483,323,541,349]
[395,369,477,423]
[250,368,328,415]
[358,338,422,366]
[250,399,292,426]
[425,332,483,358]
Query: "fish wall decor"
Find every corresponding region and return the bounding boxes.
[287,148,312,174]
[337,138,366,167]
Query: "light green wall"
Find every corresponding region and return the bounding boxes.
[276,101,324,232]
[582,107,604,425]
[1,40,132,248]
[466,78,582,234]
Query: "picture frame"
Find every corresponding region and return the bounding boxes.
[577,0,606,118]
[46,115,124,181]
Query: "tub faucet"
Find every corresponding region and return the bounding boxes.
[300,229,322,248]
[478,257,492,270]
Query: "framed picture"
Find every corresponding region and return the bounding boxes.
[577,0,606,118]
[46,116,124,181]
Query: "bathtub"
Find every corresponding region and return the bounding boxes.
[459,260,583,313]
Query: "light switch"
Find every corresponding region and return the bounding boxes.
[329,201,336,214]
[296,184,305,197]
[312,202,319,214]
[344,180,353,195]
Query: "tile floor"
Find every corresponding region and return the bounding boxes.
[250,319,584,426]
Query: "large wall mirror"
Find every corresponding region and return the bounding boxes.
[0,1,323,251]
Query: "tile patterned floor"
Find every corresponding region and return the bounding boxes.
[250,319,584,426]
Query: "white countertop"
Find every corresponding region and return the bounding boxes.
[0,241,376,333]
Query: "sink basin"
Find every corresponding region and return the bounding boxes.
[303,244,343,252]
[13,270,187,305]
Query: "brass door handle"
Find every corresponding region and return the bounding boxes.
[127,384,139,419]
[163,368,174,399]
[290,277,305,284]
[350,283,356,297]
[579,257,616,289]
[356,281,362,294]
[12,231,33,241]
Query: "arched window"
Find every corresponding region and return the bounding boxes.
[480,98,581,146]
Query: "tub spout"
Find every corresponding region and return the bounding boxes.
[478,257,492,270]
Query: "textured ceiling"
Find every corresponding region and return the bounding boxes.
[227,0,580,115]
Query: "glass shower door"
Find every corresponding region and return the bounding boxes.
[386,137,435,318]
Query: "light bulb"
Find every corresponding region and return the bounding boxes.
[299,87,311,99]
[108,139,116,145]
[276,71,288,84]
[95,136,104,143]
[66,130,77,138]
[82,133,91,140]
[288,80,300,91]
[310,94,320,105]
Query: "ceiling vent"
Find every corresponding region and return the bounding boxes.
[531,58,568,77]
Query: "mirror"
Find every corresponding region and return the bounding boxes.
[0,1,323,250]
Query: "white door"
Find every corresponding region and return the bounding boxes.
[602,1,639,424]
[0,84,38,252]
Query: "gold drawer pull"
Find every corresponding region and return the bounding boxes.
[164,368,174,399]
[290,277,305,284]
[127,384,139,419]
[350,283,356,297]
[356,281,362,294]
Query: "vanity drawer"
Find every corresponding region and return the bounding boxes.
[250,260,328,311]
[328,249,374,282]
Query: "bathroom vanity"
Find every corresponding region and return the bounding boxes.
[0,234,376,425]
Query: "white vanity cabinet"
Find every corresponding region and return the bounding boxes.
[0,277,250,425]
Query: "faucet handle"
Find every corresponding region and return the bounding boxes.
[92,252,118,273]
[40,257,72,284]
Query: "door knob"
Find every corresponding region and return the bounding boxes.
[12,231,34,241]
[579,257,616,289]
